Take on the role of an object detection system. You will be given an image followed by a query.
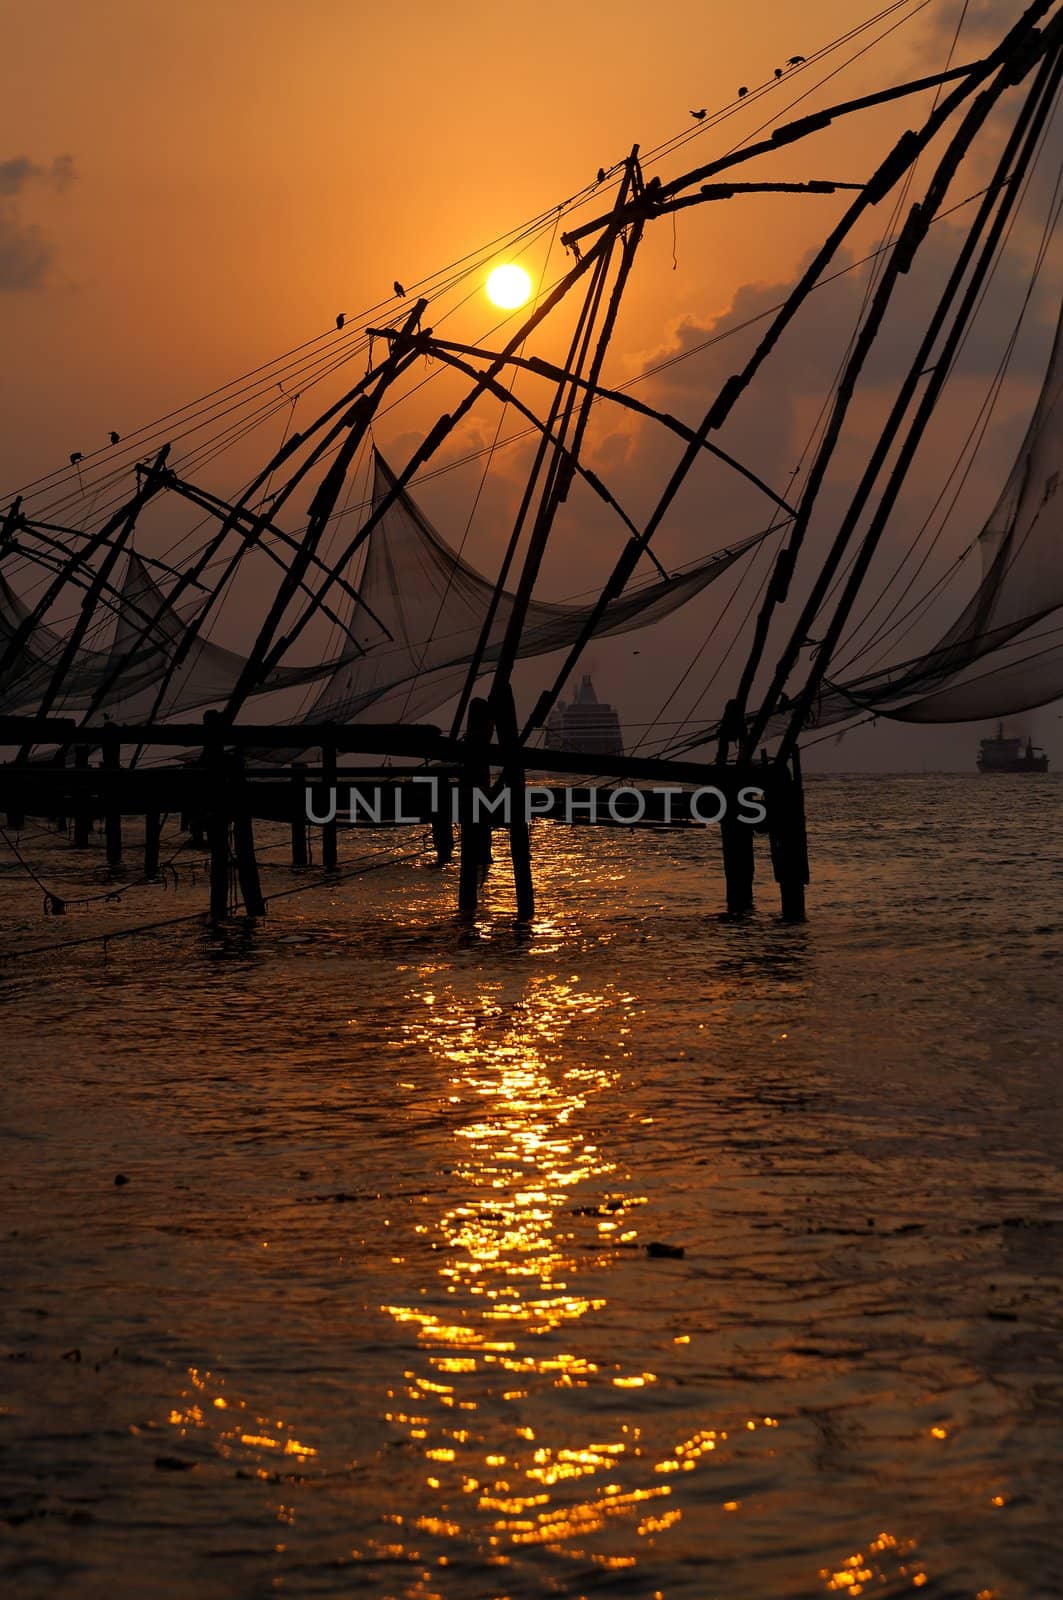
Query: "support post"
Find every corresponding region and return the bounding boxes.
[231,754,266,917]
[431,780,454,865]
[767,751,808,923]
[101,722,122,867]
[52,747,67,833]
[458,698,493,915]
[290,762,309,868]
[320,739,338,871]
[73,745,90,848]
[203,711,230,921]
[492,683,534,921]
[720,792,755,917]
[144,809,162,878]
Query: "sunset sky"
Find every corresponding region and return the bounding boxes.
[4,0,1059,767]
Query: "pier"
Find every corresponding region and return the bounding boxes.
[0,715,807,923]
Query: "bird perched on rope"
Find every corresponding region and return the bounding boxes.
[69,451,83,465]
[774,66,783,79]
[335,312,345,330]
[108,430,120,445]
[690,108,707,120]
[393,279,407,298]
[737,85,748,97]
[596,166,606,183]
[787,55,806,66]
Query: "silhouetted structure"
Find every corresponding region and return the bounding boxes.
[544,676,624,756]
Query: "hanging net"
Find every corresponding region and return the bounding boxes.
[758,296,1063,740]
[300,451,770,728]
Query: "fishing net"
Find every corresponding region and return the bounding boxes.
[301,452,768,728]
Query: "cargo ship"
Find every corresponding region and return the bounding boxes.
[976,725,1049,773]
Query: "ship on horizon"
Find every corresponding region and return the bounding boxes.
[543,674,625,757]
[976,724,1049,773]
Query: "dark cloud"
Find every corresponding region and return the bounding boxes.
[0,216,52,290]
[928,1,1028,41]
[0,154,75,196]
[0,154,76,290]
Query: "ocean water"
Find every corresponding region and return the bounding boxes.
[1,774,1061,1600]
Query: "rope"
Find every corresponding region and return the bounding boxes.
[2,838,434,961]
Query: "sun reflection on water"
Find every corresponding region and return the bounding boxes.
[373,963,705,1581]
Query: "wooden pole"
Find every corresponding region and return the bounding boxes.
[203,712,230,921]
[101,723,122,867]
[458,698,493,915]
[72,745,90,848]
[432,780,454,865]
[290,762,309,868]
[720,797,755,917]
[320,740,338,871]
[231,755,266,917]
[492,684,534,921]
[143,809,162,878]
[767,753,808,923]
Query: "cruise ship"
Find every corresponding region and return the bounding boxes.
[543,674,624,755]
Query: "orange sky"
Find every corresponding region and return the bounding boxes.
[3,0,1058,767]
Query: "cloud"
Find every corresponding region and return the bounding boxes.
[0,154,75,196]
[0,154,76,290]
[928,1,1028,43]
[0,216,52,290]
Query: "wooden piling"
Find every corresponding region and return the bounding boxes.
[203,712,230,921]
[50,746,67,832]
[231,755,266,916]
[72,745,90,848]
[493,684,534,921]
[720,801,755,916]
[143,809,162,877]
[320,740,338,872]
[458,698,493,915]
[101,723,123,867]
[290,762,309,868]
[431,781,454,865]
[767,752,809,923]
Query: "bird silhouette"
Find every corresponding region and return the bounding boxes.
[596,166,606,183]
[393,279,406,298]
[335,312,345,330]
[69,452,83,465]
[108,430,120,445]
[690,108,707,120]
[787,55,806,66]
[774,66,783,79]
[738,85,749,97]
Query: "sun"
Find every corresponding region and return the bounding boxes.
[485,263,532,310]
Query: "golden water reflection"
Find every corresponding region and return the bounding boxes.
[376,964,701,1583]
